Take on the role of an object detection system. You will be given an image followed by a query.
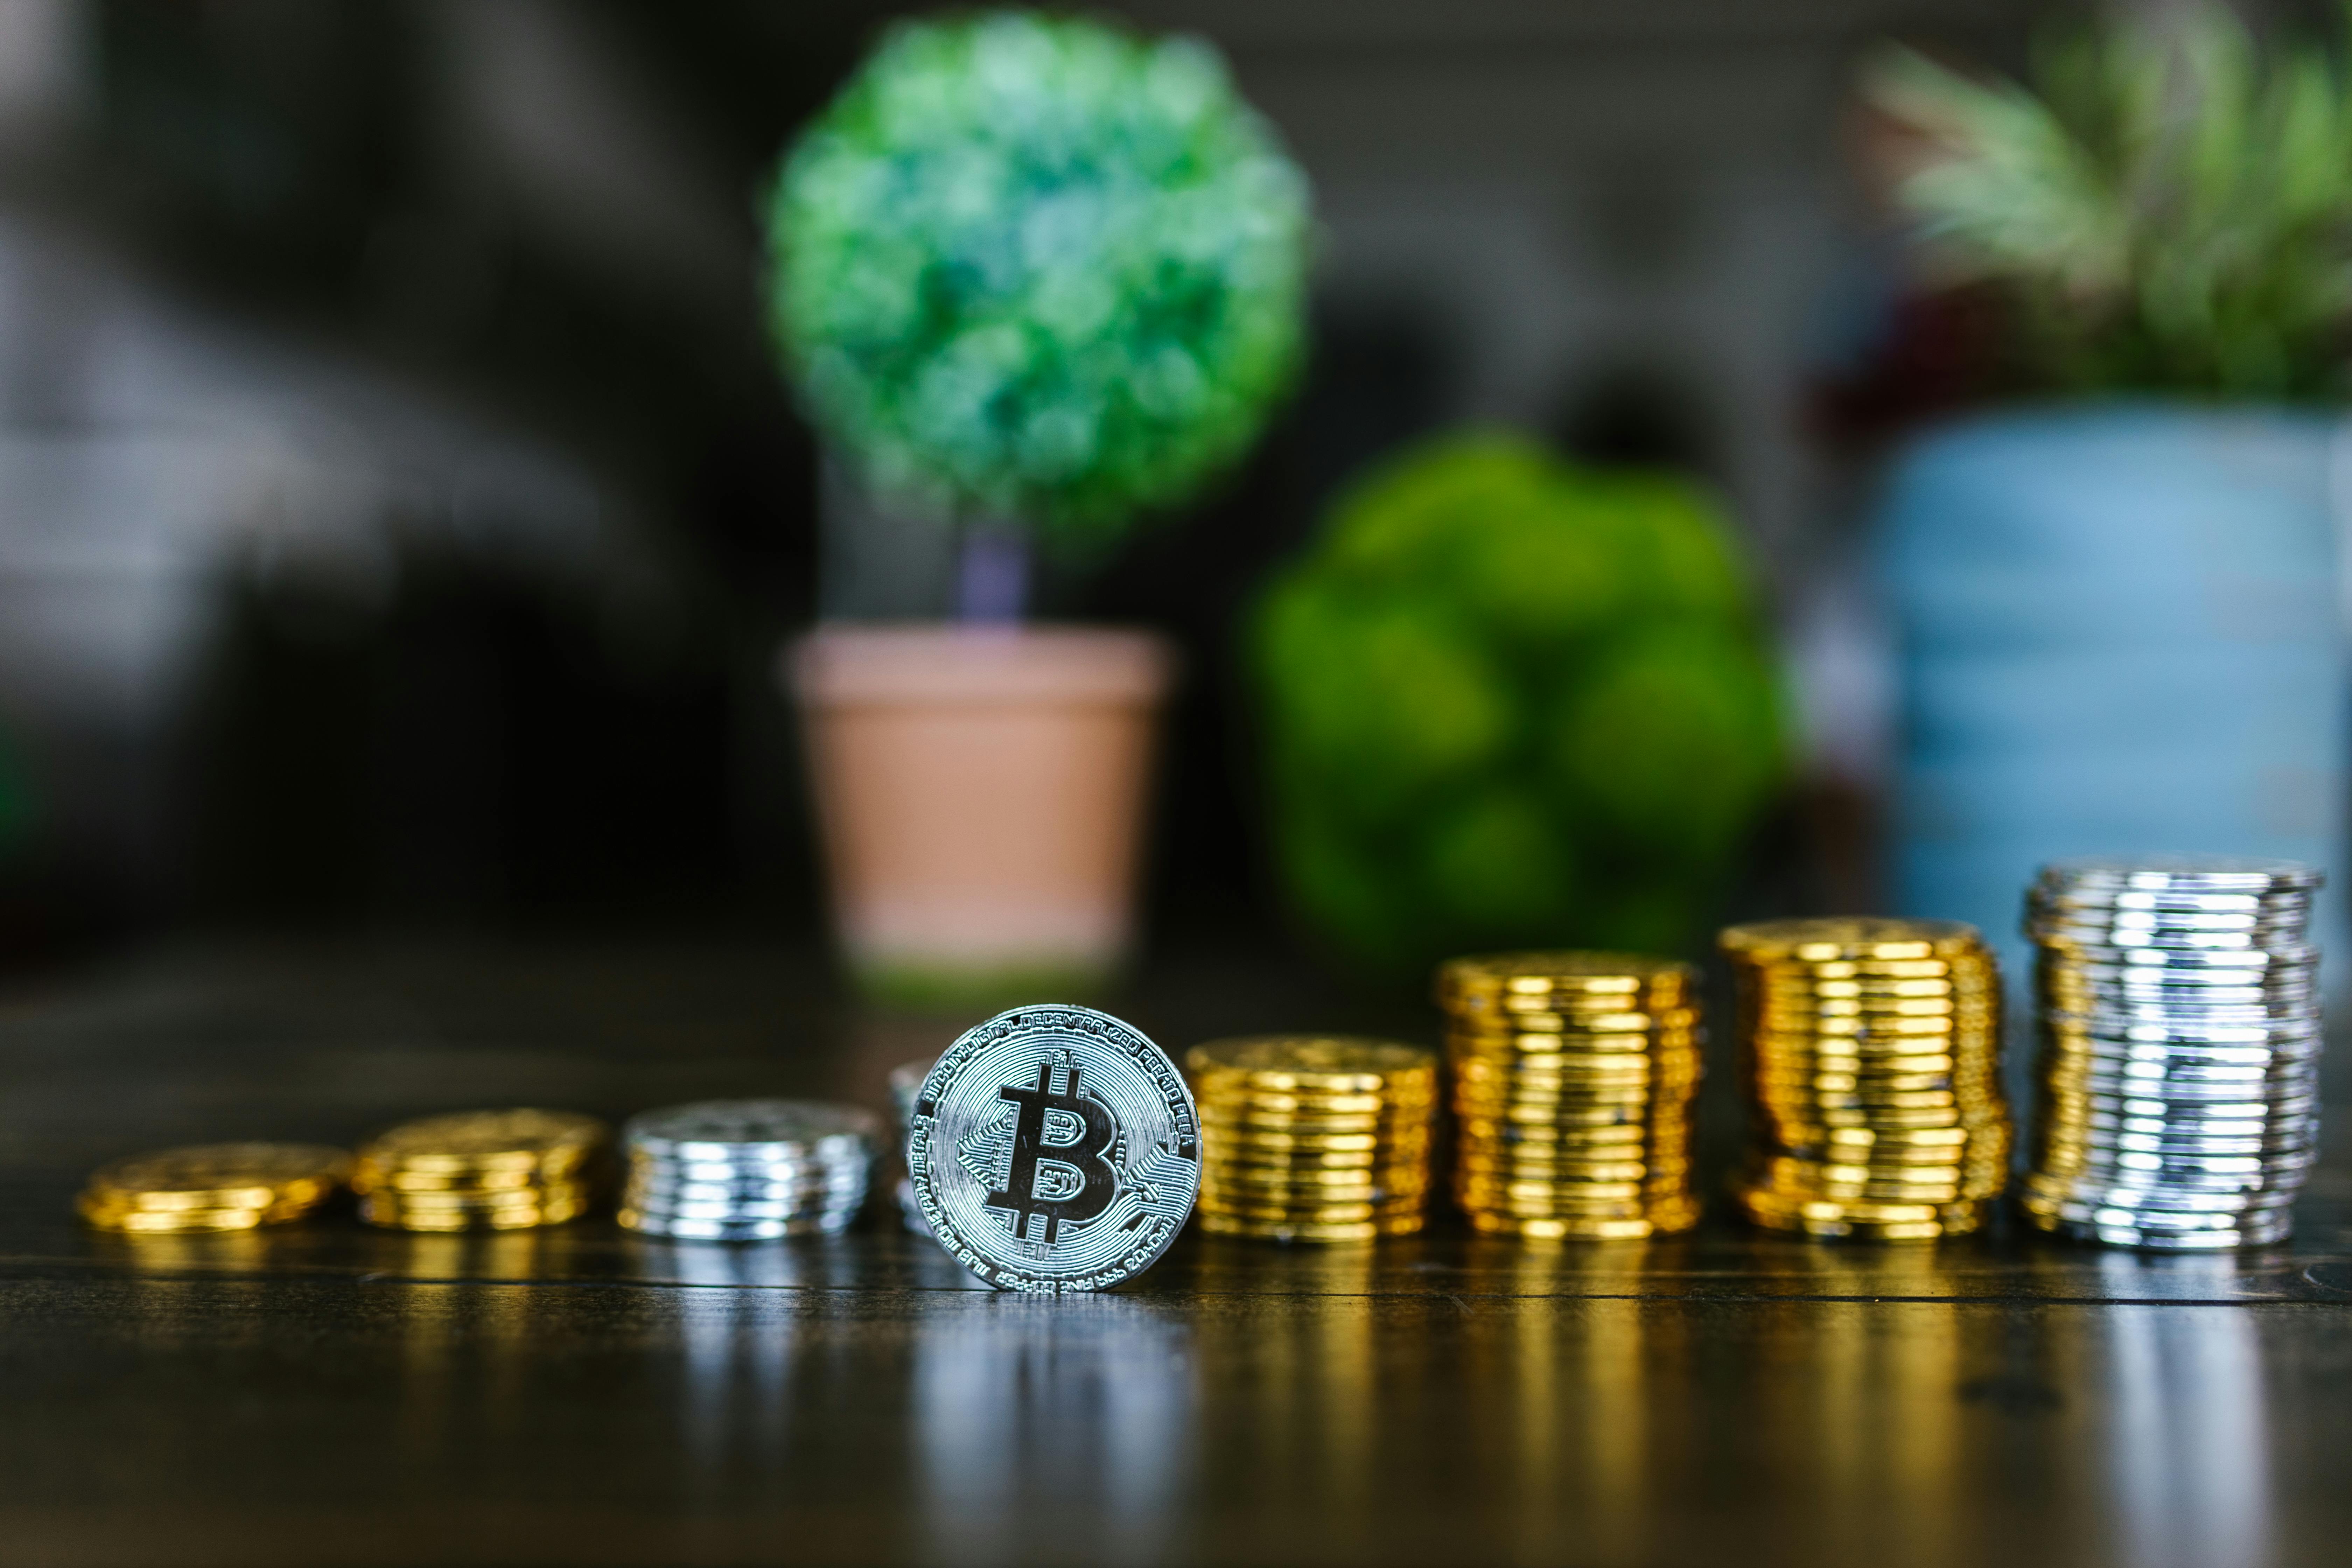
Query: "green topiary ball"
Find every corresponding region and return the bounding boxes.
[1252,430,1786,972]
[765,10,1312,553]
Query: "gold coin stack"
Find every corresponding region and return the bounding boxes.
[77,1143,350,1233]
[354,1109,607,1231]
[1436,952,1704,1241]
[1722,918,2010,1240]
[1188,1036,1436,1243]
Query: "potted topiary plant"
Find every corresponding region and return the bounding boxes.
[1250,430,1786,975]
[1861,5,2352,975]
[765,11,1311,1007]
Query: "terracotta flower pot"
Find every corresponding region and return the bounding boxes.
[788,623,1173,1008]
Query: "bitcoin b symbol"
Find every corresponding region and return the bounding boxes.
[986,1057,1119,1244]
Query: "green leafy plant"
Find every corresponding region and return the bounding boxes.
[765,10,1312,557]
[1864,5,2352,398]
[1252,432,1785,974]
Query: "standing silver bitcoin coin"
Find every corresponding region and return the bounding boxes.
[909,1004,1200,1292]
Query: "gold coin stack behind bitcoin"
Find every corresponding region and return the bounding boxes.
[1722,918,2009,1240]
[1436,952,1703,1240]
[1188,1036,1436,1242]
[77,1143,350,1233]
[354,1109,607,1231]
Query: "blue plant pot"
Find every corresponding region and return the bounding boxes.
[1879,404,2347,990]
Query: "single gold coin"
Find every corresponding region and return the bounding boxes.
[371,1179,589,1210]
[1751,1098,1982,1126]
[1186,1035,1436,1094]
[1452,1062,1704,1093]
[1454,1036,1705,1063]
[1447,1033,1697,1062]
[1748,1077,1970,1104]
[1757,1119,2005,1153]
[1743,973,1998,997]
[1458,1168,1696,1198]
[1735,1184,1988,1239]
[1448,1015,1692,1044]
[1201,1101,1439,1125]
[1457,1178,1656,1205]
[1456,1163,1677,1191]
[1199,1210,1424,1242]
[1450,1081,1701,1110]
[1450,1103,1698,1134]
[1204,1152,1429,1181]
[1748,1001,1997,1024]
[1762,1144,2005,1175]
[1198,1196,1424,1225]
[1748,1007,1990,1031]
[1747,1156,1998,1203]
[1456,1159,1694,1186]
[1202,1168,1427,1198]
[1199,1127,1404,1156]
[80,1142,350,1216]
[1449,1097,1658,1128]
[1455,1143,1695,1173]
[1465,1203,1700,1240]
[1749,1094,1976,1122]
[77,1193,272,1232]
[1202,1139,1429,1170]
[1461,1036,1701,1066]
[1746,1046,1988,1071]
[1195,1142,1394,1170]
[1458,1139,1695,1166]
[1738,943,1998,966]
[1438,950,1695,997]
[368,1166,555,1194]
[1197,1127,1418,1151]
[1453,1121,1692,1153]
[1198,1189,1427,1218]
[1195,1088,1435,1121]
[1454,1190,1654,1222]
[1449,1009,1703,1039]
[360,1184,589,1231]
[1721,917,1988,960]
[356,1108,607,1177]
[1748,1063,1963,1089]
[1466,1120,1653,1148]
[1450,1083,1661,1112]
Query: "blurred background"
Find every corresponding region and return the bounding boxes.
[4,0,2336,988]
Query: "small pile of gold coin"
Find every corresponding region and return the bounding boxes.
[1722,918,2010,1240]
[1188,1036,1436,1243]
[78,1143,350,1232]
[354,1108,607,1231]
[1436,952,1703,1240]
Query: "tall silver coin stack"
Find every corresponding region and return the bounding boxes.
[618,1099,878,1241]
[2020,856,2323,1250]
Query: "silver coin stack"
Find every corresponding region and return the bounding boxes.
[888,1058,936,1236]
[2019,856,2323,1250]
[618,1099,878,1241]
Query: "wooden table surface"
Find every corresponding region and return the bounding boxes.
[3,940,2348,1568]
